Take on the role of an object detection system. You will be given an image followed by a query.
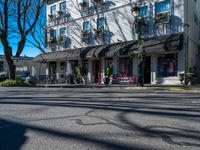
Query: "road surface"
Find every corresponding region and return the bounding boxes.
[0,87,200,150]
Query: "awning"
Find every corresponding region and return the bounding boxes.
[122,33,184,55]
[34,33,183,62]
[33,49,80,62]
[81,42,125,58]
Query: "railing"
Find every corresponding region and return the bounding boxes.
[155,11,172,35]
[47,12,71,27]
[155,22,171,35]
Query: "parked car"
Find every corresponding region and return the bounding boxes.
[21,72,32,80]
[0,71,7,77]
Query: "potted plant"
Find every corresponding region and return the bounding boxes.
[81,30,88,37]
[155,12,169,23]
[48,14,54,18]
[79,1,88,7]
[48,37,54,43]
[94,28,103,35]
[57,10,63,15]
[58,35,63,42]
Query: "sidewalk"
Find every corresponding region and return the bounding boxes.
[36,83,200,93]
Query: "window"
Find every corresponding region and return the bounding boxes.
[83,21,90,31]
[139,6,148,17]
[60,27,66,36]
[97,17,105,29]
[157,54,177,77]
[60,1,66,11]
[118,57,133,76]
[155,0,170,14]
[50,5,56,15]
[50,29,57,40]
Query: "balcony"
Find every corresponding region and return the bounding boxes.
[94,27,104,39]
[155,11,171,35]
[133,17,149,36]
[58,36,71,49]
[79,1,89,12]
[81,30,91,43]
[155,22,171,35]
[92,0,107,12]
[48,37,57,51]
[47,12,71,27]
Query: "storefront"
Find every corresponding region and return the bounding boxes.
[34,33,183,85]
[157,54,177,78]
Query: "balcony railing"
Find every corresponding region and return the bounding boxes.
[154,11,171,35]
[47,12,71,27]
[155,22,171,35]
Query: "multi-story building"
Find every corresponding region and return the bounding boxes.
[34,0,200,85]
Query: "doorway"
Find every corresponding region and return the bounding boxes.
[144,56,151,84]
[92,60,101,83]
[49,62,56,82]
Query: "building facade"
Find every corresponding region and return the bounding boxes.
[0,55,46,78]
[34,0,200,85]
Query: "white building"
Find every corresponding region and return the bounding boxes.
[34,0,200,85]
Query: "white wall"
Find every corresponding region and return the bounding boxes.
[46,0,185,52]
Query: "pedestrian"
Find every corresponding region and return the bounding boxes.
[104,63,112,84]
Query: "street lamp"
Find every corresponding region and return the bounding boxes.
[131,3,144,87]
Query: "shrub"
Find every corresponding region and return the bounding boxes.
[0,79,28,87]
[0,77,8,82]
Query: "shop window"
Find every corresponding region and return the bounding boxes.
[118,57,133,76]
[157,54,177,77]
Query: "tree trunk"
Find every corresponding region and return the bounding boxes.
[4,46,15,80]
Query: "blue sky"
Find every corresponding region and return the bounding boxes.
[0,44,42,57]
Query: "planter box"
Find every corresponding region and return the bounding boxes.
[155,12,170,24]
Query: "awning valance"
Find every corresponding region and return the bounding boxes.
[33,49,80,62]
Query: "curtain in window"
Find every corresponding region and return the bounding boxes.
[51,5,56,14]
[97,17,105,29]
[155,0,170,14]
[139,6,148,17]
[83,21,90,31]
[60,1,66,11]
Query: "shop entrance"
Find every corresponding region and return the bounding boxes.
[144,56,151,84]
[92,60,101,83]
[49,62,56,82]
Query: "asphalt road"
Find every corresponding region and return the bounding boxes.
[0,87,200,150]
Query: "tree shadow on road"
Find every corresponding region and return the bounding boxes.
[0,91,200,149]
[0,119,27,150]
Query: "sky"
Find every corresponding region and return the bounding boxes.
[0,43,43,57]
